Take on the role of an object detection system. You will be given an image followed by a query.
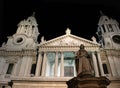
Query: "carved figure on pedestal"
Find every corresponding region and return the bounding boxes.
[75,44,94,77]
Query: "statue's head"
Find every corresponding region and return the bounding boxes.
[80,44,85,49]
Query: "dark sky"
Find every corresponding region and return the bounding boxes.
[1,0,120,46]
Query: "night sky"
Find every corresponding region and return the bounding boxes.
[1,0,120,46]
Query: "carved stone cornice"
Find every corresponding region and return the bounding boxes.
[38,33,100,47]
[38,46,100,52]
[0,49,37,57]
[5,56,19,63]
[104,49,120,57]
[37,33,100,53]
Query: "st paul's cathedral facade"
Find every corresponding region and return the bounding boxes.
[0,13,120,88]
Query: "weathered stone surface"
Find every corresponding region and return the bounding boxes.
[66,75,111,88]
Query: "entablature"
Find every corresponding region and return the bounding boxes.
[0,49,37,57]
[38,45,100,52]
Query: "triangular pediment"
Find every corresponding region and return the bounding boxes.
[38,34,100,47]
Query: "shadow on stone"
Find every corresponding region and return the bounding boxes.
[66,73,111,88]
[67,44,111,88]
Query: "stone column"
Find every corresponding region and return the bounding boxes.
[100,26,104,34]
[18,58,23,76]
[41,52,47,76]
[96,51,105,76]
[16,58,22,76]
[104,25,109,32]
[24,56,32,76]
[60,52,64,77]
[19,57,28,76]
[20,26,24,33]
[3,62,9,77]
[12,63,17,76]
[92,52,99,77]
[0,60,9,79]
[35,53,42,76]
[116,24,120,31]
[16,27,20,33]
[112,24,117,32]
[54,51,58,76]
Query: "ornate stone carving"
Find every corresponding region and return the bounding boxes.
[40,36,46,44]
[91,36,97,43]
[6,56,19,63]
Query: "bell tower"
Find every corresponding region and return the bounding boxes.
[97,11,120,77]
[16,12,39,43]
[96,11,120,49]
[4,12,40,50]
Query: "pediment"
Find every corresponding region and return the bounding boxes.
[38,34,100,47]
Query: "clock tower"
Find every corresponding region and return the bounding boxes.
[5,13,40,50]
[96,12,120,77]
[96,12,120,49]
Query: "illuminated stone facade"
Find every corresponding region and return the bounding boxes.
[0,13,120,88]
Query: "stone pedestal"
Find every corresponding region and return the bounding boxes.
[66,74,111,88]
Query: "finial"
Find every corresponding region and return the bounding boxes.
[32,12,35,17]
[66,28,71,35]
[100,10,104,16]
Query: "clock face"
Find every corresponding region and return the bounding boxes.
[13,35,26,45]
[16,37,23,43]
[112,35,120,44]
